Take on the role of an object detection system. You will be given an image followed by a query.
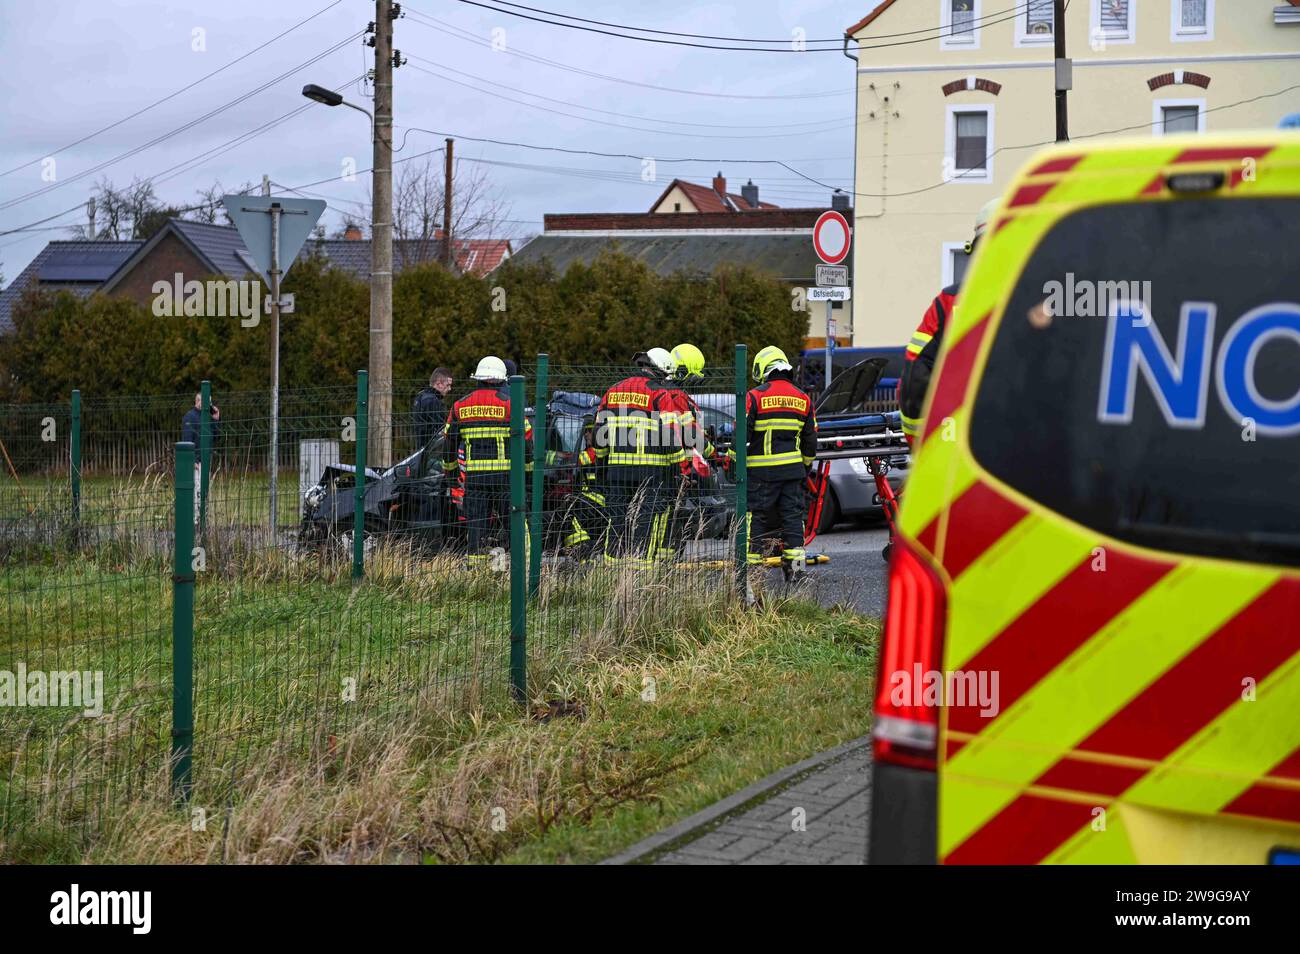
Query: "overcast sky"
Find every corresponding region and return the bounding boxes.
[0,0,884,282]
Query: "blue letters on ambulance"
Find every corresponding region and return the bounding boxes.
[1098,301,1300,436]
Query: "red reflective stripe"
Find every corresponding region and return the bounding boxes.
[1028,156,1083,176]
[935,481,1027,580]
[921,311,990,442]
[1171,146,1273,164]
[1222,727,1300,824]
[1221,782,1300,825]
[1007,181,1055,208]
[950,579,1300,860]
[1141,175,1164,196]
[947,551,1173,738]
[944,795,1096,865]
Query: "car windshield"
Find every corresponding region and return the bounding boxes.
[970,195,1300,566]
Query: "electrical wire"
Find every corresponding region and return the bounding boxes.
[0,0,346,181]
[443,0,1030,53]
[476,0,1038,45]
[0,31,365,212]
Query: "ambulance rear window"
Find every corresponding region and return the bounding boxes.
[969,196,1300,567]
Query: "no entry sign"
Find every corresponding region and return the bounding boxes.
[812,209,851,266]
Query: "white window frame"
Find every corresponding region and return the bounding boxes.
[1015,0,1056,48]
[1091,0,1137,47]
[1153,97,1207,136]
[941,241,972,288]
[944,104,995,185]
[1170,0,1213,42]
[940,0,981,50]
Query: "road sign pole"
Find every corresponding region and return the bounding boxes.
[825,300,834,391]
[269,202,281,536]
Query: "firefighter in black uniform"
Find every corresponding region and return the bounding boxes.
[443,356,530,565]
[741,346,818,580]
[595,350,676,566]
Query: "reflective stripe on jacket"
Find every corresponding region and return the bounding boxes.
[743,375,817,481]
[596,373,675,468]
[443,385,531,473]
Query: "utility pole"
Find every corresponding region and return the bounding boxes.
[1054,0,1070,142]
[86,198,96,240]
[369,0,396,467]
[268,200,282,534]
[443,137,454,269]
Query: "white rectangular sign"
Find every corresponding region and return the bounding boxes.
[815,265,848,287]
[808,286,851,302]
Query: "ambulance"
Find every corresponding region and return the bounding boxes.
[870,132,1300,864]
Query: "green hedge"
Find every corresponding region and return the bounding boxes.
[0,251,805,402]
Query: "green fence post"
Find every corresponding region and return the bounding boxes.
[733,344,749,601]
[528,353,549,600]
[352,370,369,582]
[199,380,212,536]
[509,374,527,702]
[172,442,196,802]
[70,389,81,530]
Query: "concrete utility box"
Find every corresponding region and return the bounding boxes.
[299,439,340,501]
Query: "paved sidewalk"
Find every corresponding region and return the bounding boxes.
[606,737,872,865]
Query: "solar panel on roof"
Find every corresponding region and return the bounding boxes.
[37,264,120,281]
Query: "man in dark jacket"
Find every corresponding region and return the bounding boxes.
[181,392,221,446]
[413,367,453,450]
[181,392,221,526]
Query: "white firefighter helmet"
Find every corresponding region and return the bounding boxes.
[645,347,675,378]
[472,355,508,381]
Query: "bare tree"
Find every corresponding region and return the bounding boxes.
[381,155,512,273]
[190,179,253,225]
[69,176,160,239]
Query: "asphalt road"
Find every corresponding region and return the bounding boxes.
[799,517,891,617]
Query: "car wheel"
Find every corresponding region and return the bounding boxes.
[881,543,893,563]
[816,488,840,536]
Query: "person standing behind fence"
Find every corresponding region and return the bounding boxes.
[181,392,220,525]
[738,346,817,582]
[596,350,677,566]
[413,367,453,452]
[443,356,530,566]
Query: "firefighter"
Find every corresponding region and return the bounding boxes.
[549,420,608,559]
[656,343,716,559]
[443,356,530,565]
[741,345,817,580]
[898,198,997,442]
[595,350,676,566]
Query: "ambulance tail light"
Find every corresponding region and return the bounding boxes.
[872,534,947,771]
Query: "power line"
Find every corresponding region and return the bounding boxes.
[405,55,851,131]
[472,0,1036,45]
[404,62,856,140]
[0,0,346,181]
[405,11,848,99]
[0,31,365,212]
[443,0,1030,53]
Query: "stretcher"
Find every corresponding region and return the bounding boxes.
[804,411,908,561]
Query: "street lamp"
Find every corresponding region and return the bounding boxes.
[301,81,392,468]
[301,84,374,130]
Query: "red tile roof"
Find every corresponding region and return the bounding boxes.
[845,0,902,37]
[650,178,781,214]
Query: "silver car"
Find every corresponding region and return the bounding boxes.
[694,363,909,534]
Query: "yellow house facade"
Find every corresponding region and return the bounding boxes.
[846,0,1300,347]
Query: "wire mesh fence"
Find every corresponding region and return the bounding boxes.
[0,353,749,857]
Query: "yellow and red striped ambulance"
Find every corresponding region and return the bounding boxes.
[869,132,1300,865]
